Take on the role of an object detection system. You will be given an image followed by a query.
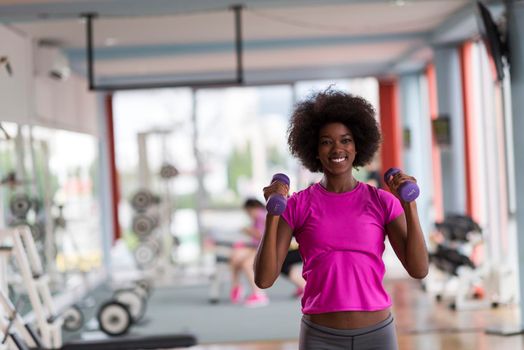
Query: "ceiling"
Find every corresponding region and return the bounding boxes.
[0,0,504,89]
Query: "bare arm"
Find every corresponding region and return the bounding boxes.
[253,181,293,288]
[385,173,429,279]
[254,215,293,288]
[387,204,429,279]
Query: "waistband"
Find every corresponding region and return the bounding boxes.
[301,313,394,337]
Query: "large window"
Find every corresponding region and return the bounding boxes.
[0,123,101,286]
[113,78,379,265]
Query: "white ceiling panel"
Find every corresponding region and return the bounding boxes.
[243,1,469,38]
[12,1,469,48]
[92,40,416,78]
[0,0,490,85]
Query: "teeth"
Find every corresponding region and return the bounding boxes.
[331,157,345,163]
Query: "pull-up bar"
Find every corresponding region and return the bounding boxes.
[82,5,245,91]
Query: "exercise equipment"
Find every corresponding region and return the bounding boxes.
[0,289,44,350]
[133,239,160,269]
[51,213,151,336]
[121,280,152,301]
[122,129,189,291]
[129,196,162,269]
[159,163,179,179]
[266,173,290,215]
[61,285,143,336]
[8,194,32,219]
[134,279,153,299]
[66,278,151,336]
[5,192,41,243]
[427,214,515,310]
[208,240,235,304]
[96,300,133,336]
[61,305,84,332]
[429,215,482,310]
[129,185,176,272]
[0,226,197,349]
[112,288,147,323]
[131,213,156,239]
[130,190,158,213]
[383,168,419,202]
[0,288,196,349]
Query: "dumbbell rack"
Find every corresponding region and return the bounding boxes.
[0,226,62,349]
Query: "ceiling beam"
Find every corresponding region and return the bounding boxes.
[0,0,421,22]
[84,5,245,91]
[66,31,427,62]
[84,61,390,89]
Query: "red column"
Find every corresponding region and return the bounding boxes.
[459,41,480,222]
[426,64,444,222]
[378,79,402,184]
[105,93,122,242]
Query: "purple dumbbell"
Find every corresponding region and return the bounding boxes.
[266,173,290,215]
[384,168,419,202]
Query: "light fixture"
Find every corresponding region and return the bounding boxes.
[0,56,12,76]
[0,123,11,140]
[104,37,118,46]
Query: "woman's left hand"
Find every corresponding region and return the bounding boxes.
[385,171,417,202]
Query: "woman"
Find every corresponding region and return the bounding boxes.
[254,89,428,349]
[229,198,269,307]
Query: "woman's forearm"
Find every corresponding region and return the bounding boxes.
[254,215,280,288]
[403,202,429,279]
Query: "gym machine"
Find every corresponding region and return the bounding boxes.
[0,288,196,350]
[0,226,197,349]
[129,130,181,275]
[1,126,62,289]
[53,204,151,335]
[428,214,516,310]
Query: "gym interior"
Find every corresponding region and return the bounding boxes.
[1,0,524,349]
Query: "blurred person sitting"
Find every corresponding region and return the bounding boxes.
[281,239,306,298]
[229,198,269,307]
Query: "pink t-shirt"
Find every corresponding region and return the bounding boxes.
[281,182,403,314]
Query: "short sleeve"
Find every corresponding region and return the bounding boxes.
[281,192,299,230]
[378,189,404,224]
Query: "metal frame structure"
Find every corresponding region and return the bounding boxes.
[83,5,245,91]
[0,226,62,349]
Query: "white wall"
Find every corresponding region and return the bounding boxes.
[1,23,98,136]
[34,74,98,136]
[0,25,34,125]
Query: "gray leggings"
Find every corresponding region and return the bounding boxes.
[299,313,398,350]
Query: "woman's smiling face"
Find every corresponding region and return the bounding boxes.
[317,122,356,176]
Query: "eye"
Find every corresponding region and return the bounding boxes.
[319,139,331,145]
[341,138,352,144]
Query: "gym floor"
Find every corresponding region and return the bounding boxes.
[188,278,524,350]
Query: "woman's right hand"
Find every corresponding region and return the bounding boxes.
[263,180,289,202]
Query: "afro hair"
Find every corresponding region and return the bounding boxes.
[287,89,381,172]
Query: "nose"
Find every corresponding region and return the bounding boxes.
[333,140,345,150]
